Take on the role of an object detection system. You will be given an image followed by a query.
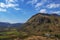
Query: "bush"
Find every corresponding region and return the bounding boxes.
[19,32,28,39]
[55,34,60,39]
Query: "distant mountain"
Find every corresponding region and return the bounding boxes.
[0,22,23,31]
[0,22,10,28]
[10,23,23,30]
[22,13,60,38]
[0,22,23,27]
[11,23,23,27]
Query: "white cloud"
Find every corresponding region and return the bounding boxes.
[39,9,47,13]
[0,0,20,12]
[14,8,21,10]
[27,0,38,5]
[47,3,60,8]
[6,0,17,3]
[35,0,47,10]
[6,3,18,8]
[0,8,7,12]
[0,3,6,8]
[35,3,43,8]
[52,11,60,14]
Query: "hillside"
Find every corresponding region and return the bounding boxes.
[24,36,57,40]
[22,13,60,40]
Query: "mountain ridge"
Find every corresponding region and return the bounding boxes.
[22,13,60,38]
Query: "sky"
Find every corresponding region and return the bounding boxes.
[0,0,60,23]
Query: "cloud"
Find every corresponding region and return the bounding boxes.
[35,3,43,8]
[0,3,6,8]
[0,8,7,12]
[35,0,47,10]
[6,0,17,3]
[14,8,21,10]
[52,11,60,14]
[26,0,47,11]
[27,0,38,5]
[0,0,20,12]
[39,9,47,13]
[47,3,60,8]
[6,3,18,8]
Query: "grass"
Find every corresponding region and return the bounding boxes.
[0,31,29,39]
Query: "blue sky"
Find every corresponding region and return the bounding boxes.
[0,0,60,23]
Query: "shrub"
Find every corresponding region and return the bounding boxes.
[55,34,60,39]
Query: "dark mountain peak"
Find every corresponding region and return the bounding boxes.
[33,13,51,16]
[35,13,60,16]
[33,13,60,17]
[27,13,54,23]
[35,13,49,15]
[27,13,60,22]
[51,13,60,16]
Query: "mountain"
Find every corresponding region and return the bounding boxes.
[0,22,10,31]
[22,13,60,39]
[0,22,23,27]
[0,22,10,27]
[11,23,23,27]
[0,22,23,31]
[10,23,23,31]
